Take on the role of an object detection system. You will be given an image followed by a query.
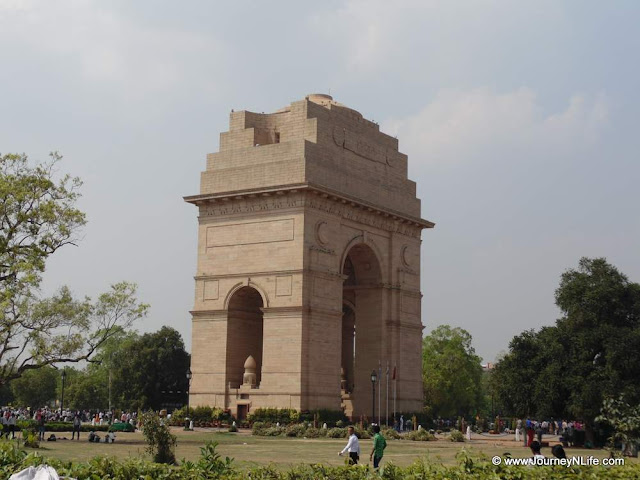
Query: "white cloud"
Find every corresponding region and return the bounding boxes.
[0,1,228,100]
[384,88,609,166]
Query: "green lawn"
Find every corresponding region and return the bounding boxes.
[18,429,639,470]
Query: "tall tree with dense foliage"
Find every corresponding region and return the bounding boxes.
[111,326,190,410]
[556,258,640,423]
[62,367,109,411]
[493,258,640,438]
[422,325,484,418]
[10,366,58,408]
[0,153,148,385]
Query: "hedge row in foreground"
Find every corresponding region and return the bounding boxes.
[1,441,638,479]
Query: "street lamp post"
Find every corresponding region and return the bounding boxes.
[60,369,67,418]
[185,368,192,430]
[370,370,377,424]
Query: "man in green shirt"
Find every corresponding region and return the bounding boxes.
[369,424,387,469]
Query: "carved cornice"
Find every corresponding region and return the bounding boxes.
[185,184,432,239]
[194,269,304,281]
[309,244,336,255]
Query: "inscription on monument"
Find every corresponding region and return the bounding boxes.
[206,219,294,248]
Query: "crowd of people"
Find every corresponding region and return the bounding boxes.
[0,406,139,441]
[515,418,584,446]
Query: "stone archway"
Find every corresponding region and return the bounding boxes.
[341,243,383,417]
[226,286,264,388]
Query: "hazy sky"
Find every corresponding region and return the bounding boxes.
[1,1,638,363]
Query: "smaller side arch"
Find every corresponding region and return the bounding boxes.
[340,234,386,281]
[223,279,270,309]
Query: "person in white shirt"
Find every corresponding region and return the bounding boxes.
[338,426,361,465]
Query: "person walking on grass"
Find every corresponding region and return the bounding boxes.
[370,424,387,469]
[35,409,46,441]
[338,426,361,465]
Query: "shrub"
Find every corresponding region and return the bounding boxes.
[262,426,284,437]
[16,420,36,430]
[248,408,298,425]
[405,429,436,441]
[181,441,234,477]
[252,421,267,435]
[140,411,177,464]
[285,423,306,437]
[2,444,640,479]
[314,409,348,426]
[449,430,465,442]
[354,427,371,439]
[21,430,40,448]
[382,428,402,440]
[228,424,238,432]
[326,427,347,438]
[0,440,27,463]
[304,427,321,438]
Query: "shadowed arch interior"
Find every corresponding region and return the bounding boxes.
[341,243,383,417]
[226,286,264,387]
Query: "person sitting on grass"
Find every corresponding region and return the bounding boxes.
[370,425,387,469]
[530,440,545,460]
[551,444,567,459]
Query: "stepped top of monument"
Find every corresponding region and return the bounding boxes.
[185,94,433,227]
[275,93,347,111]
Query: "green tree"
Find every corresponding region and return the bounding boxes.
[111,326,190,411]
[491,326,570,419]
[0,383,13,405]
[0,152,85,292]
[556,258,640,424]
[493,258,640,440]
[422,325,484,418]
[64,370,108,411]
[0,152,149,385]
[10,366,58,408]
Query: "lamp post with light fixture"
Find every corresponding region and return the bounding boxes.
[185,368,192,430]
[371,369,377,424]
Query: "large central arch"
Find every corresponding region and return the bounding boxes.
[341,242,383,417]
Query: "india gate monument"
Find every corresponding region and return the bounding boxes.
[184,94,433,420]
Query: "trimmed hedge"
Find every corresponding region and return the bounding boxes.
[248,408,299,425]
[168,406,232,427]
[248,408,348,427]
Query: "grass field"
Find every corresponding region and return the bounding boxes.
[17,428,639,470]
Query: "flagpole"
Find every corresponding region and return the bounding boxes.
[393,364,397,424]
[386,360,389,426]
